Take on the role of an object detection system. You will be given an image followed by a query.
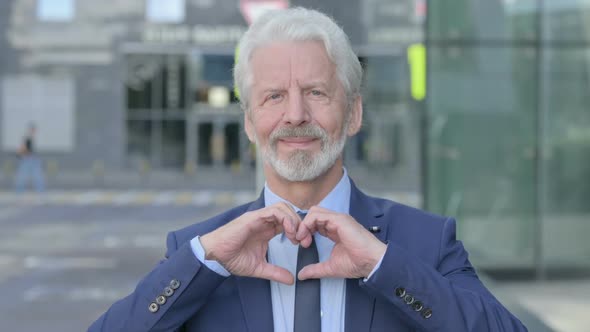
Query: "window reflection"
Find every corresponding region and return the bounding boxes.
[37,0,75,22]
[190,54,239,106]
[126,54,187,111]
[427,1,590,275]
[428,0,538,40]
[346,54,420,193]
[544,1,590,41]
[126,120,151,166]
[146,0,186,23]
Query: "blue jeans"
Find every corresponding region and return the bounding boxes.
[14,156,45,192]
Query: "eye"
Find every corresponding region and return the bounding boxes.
[310,89,323,96]
[262,92,283,105]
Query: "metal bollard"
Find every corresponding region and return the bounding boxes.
[46,159,59,178]
[230,159,241,174]
[3,159,15,177]
[139,159,151,185]
[184,161,196,177]
[92,160,105,186]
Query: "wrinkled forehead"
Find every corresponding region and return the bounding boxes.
[250,40,337,89]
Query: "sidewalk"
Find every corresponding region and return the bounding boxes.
[494,279,590,331]
[0,168,257,191]
[0,189,421,208]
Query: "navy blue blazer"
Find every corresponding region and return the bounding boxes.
[89,180,527,331]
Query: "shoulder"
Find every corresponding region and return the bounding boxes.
[366,193,451,234]
[349,178,449,228]
[168,202,254,246]
[378,196,447,222]
[364,194,460,265]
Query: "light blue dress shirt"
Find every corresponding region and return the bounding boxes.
[264,170,350,332]
[190,169,381,332]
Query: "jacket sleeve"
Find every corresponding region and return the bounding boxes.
[360,218,528,332]
[87,232,228,332]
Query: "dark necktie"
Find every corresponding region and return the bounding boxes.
[294,212,321,332]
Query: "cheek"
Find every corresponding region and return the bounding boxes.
[252,113,281,140]
[318,114,346,139]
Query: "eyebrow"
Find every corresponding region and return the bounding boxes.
[300,81,331,91]
[256,88,286,97]
[253,80,332,95]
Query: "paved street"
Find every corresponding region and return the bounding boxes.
[0,195,239,332]
[0,191,586,331]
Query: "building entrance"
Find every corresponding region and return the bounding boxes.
[124,47,249,172]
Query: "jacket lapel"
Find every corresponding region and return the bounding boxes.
[236,275,274,332]
[345,180,386,332]
[236,193,275,332]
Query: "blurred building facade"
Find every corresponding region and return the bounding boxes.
[0,0,589,277]
[0,0,422,194]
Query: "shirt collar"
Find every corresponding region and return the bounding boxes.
[264,167,351,215]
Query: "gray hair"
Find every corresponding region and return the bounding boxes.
[233,7,363,111]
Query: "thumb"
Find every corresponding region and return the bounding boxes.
[255,263,295,285]
[298,262,333,280]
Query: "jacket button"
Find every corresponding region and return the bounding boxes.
[156,295,167,305]
[412,301,423,312]
[422,308,433,319]
[163,286,174,297]
[395,287,406,298]
[404,294,415,305]
[170,279,181,290]
[148,302,159,313]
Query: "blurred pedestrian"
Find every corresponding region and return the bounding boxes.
[14,123,45,192]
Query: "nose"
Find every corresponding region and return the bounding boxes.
[283,91,310,126]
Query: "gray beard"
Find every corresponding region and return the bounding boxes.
[260,123,348,182]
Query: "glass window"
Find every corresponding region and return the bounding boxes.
[126,120,152,166]
[427,46,537,270]
[37,0,75,22]
[126,54,186,111]
[126,54,163,111]
[189,53,239,106]
[540,48,590,269]
[1,75,75,152]
[428,0,538,41]
[162,120,186,168]
[146,0,185,23]
[362,55,410,106]
[543,0,590,42]
[341,54,421,201]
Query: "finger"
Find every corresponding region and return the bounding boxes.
[295,221,314,246]
[275,202,301,223]
[273,203,301,227]
[254,206,295,236]
[297,210,330,242]
[298,261,337,280]
[272,203,301,243]
[314,219,329,237]
[255,263,295,285]
[303,209,350,242]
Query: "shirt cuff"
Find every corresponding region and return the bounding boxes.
[190,236,231,277]
[363,244,387,282]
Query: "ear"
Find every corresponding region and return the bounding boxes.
[244,111,256,143]
[346,95,363,136]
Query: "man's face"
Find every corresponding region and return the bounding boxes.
[245,40,362,182]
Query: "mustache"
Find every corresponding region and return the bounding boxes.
[269,125,328,142]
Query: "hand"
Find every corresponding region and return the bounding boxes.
[295,206,387,280]
[200,203,301,284]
